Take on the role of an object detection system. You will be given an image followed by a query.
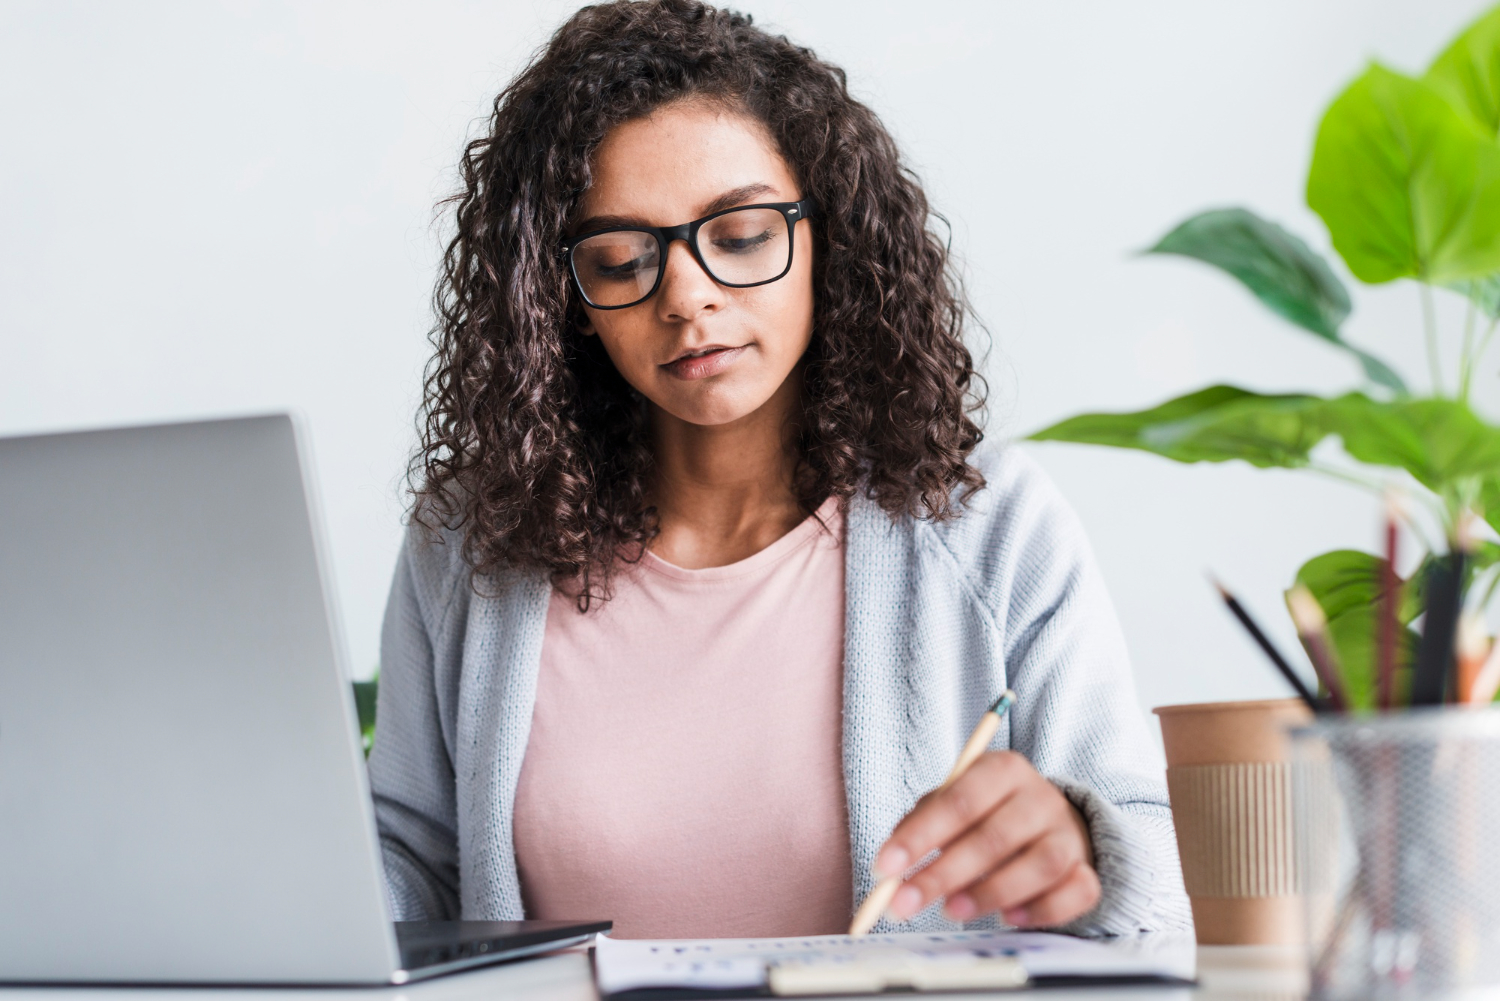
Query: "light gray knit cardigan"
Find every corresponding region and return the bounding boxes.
[367,442,1191,936]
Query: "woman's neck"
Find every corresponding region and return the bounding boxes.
[646,373,807,569]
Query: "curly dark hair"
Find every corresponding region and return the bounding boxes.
[413,0,986,605]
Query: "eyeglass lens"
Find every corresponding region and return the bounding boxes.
[570,207,792,308]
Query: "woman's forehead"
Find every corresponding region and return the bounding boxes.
[580,102,796,224]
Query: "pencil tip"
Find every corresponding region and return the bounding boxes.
[1205,572,1229,598]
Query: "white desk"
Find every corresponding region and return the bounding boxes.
[0,945,1308,1001]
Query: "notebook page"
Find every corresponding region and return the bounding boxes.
[593,930,1196,994]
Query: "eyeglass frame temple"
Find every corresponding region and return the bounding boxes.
[559,199,817,310]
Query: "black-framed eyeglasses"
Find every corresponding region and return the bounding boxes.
[561,200,816,310]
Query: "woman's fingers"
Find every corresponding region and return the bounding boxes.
[1018,863,1101,927]
[888,783,1061,919]
[874,752,1031,879]
[875,751,1099,927]
[947,835,1101,927]
[959,828,1088,916]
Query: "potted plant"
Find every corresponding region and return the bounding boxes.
[1028,7,1500,986]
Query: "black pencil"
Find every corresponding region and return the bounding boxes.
[1412,552,1465,706]
[1211,577,1323,713]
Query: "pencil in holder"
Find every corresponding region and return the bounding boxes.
[1291,708,1500,998]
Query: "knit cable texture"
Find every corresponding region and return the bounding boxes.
[367,443,1192,936]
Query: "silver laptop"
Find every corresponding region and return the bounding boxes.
[0,415,608,984]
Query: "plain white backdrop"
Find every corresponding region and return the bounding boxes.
[4,1,1496,744]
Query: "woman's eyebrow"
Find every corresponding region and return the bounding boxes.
[698,182,777,217]
[573,183,780,235]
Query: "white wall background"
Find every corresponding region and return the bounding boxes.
[4,1,1495,740]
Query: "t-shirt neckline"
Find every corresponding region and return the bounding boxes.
[642,496,842,583]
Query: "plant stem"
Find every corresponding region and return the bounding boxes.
[1461,297,1477,403]
[1399,504,1442,558]
[1309,462,1449,551]
[1422,283,1444,396]
[1475,317,1500,382]
[1309,462,1389,495]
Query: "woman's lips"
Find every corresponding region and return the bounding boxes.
[661,345,747,380]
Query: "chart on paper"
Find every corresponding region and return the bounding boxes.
[593,929,1196,996]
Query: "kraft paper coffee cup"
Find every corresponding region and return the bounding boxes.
[1154,698,1314,946]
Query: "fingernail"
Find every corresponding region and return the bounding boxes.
[944,893,977,921]
[888,885,923,920]
[874,845,910,879]
[1003,907,1030,927]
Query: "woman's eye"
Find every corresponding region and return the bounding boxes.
[588,254,656,281]
[711,229,775,254]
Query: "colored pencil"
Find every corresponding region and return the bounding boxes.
[1211,577,1323,713]
[847,690,1017,937]
[1467,640,1500,705]
[1286,585,1349,712]
[1456,614,1489,705]
[1378,505,1399,710]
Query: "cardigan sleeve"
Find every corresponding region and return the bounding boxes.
[950,447,1192,935]
[365,532,464,920]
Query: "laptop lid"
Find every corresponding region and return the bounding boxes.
[394,921,613,983]
[0,415,402,983]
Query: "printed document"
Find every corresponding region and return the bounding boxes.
[593,929,1196,995]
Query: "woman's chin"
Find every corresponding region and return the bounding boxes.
[651,385,781,430]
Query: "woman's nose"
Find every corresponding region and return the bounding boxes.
[655,240,725,321]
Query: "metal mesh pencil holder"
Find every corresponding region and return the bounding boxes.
[1291,708,1500,999]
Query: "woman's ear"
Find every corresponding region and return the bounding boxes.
[569,304,597,337]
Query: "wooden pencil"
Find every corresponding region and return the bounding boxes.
[847,690,1017,937]
[1286,585,1349,712]
[1456,614,1489,705]
[1467,640,1500,705]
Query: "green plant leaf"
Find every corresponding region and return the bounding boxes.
[352,678,378,757]
[1349,350,1410,395]
[1322,394,1500,491]
[1446,273,1500,319]
[1031,390,1500,493]
[1028,386,1326,468]
[1290,549,1420,711]
[1307,63,1500,284]
[1321,605,1418,711]
[1425,3,1500,137]
[1294,550,1392,621]
[1146,208,1407,393]
[1284,552,1422,708]
[1292,548,1430,622]
[1481,476,1500,535]
[1148,208,1352,337]
[1403,554,1435,624]
[1471,539,1500,574]
[1415,0,1500,316]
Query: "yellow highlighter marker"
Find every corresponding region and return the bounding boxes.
[847,689,1018,936]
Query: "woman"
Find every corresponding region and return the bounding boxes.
[369,0,1190,939]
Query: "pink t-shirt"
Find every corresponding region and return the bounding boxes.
[513,498,851,939]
